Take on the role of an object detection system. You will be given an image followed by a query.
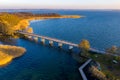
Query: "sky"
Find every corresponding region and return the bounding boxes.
[0,0,120,9]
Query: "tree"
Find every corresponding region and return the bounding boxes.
[26,27,33,33]
[19,20,29,30]
[79,39,90,50]
[78,39,90,57]
[0,19,14,35]
[106,46,117,54]
[0,13,21,36]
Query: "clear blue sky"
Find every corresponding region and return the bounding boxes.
[0,0,120,9]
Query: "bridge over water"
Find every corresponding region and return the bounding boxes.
[17,31,106,54]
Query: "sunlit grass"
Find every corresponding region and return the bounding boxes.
[0,45,26,67]
[0,51,13,66]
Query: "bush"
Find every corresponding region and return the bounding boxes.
[89,66,107,80]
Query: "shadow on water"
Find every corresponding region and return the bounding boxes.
[20,38,84,65]
[0,33,83,80]
[0,60,13,68]
[0,36,17,45]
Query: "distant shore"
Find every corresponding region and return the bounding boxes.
[14,15,81,33]
[31,15,81,20]
[26,15,81,22]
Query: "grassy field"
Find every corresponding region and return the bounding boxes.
[89,52,120,80]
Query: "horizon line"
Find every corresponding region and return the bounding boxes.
[0,8,120,10]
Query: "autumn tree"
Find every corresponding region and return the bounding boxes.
[0,13,21,36]
[19,20,29,30]
[78,39,90,57]
[0,19,14,35]
[26,27,33,33]
[79,39,90,50]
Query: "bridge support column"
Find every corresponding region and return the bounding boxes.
[58,43,63,48]
[33,37,38,42]
[49,41,53,46]
[28,36,32,39]
[27,36,33,41]
[69,46,73,50]
[41,38,45,44]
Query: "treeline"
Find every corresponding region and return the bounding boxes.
[35,13,61,17]
[0,12,22,35]
[11,12,61,18]
[10,12,34,18]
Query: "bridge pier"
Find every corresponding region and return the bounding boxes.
[69,46,73,50]
[18,31,79,48]
[41,38,45,44]
[28,36,32,39]
[58,43,63,48]
[33,37,38,42]
[69,46,73,52]
[27,36,33,41]
[49,41,53,46]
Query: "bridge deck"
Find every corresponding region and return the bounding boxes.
[18,31,106,54]
[18,31,78,47]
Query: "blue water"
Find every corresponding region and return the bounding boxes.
[0,9,120,80]
[30,10,120,51]
[0,39,82,80]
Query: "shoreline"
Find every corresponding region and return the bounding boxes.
[27,15,82,23]
[14,15,81,33]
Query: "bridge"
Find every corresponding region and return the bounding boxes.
[17,31,106,54]
[18,31,78,49]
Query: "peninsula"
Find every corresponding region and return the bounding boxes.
[0,45,26,67]
[0,12,81,36]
